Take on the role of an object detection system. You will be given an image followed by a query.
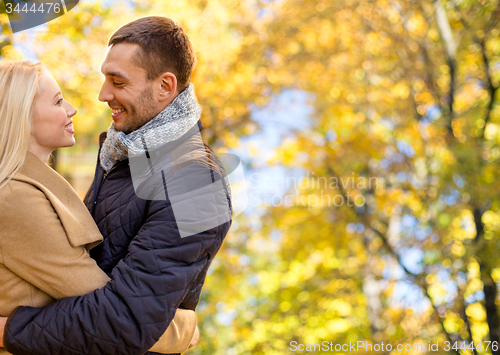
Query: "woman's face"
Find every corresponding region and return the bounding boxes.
[30,72,77,155]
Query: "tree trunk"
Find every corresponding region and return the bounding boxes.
[481,265,500,355]
[474,207,500,354]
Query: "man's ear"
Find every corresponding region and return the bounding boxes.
[158,72,177,103]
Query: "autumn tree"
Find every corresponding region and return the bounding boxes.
[3,0,500,353]
[213,0,500,353]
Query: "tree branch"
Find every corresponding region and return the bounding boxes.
[446,0,499,139]
[479,37,499,136]
[472,206,500,353]
[433,0,457,133]
[323,159,459,352]
[456,285,478,355]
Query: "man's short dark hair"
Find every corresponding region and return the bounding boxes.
[109,16,196,91]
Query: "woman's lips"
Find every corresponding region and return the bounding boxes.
[65,121,74,134]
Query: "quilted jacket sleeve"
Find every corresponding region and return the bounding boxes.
[3,163,231,355]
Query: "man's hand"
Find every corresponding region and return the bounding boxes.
[0,316,7,348]
[188,326,200,349]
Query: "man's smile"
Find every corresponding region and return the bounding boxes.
[111,108,125,119]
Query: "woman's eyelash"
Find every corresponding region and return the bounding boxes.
[57,98,63,105]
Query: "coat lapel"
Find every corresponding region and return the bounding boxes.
[12,152,103,250]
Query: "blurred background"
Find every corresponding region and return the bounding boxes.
[1,0,500,353]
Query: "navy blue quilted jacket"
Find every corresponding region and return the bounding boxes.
[3,121,232,355]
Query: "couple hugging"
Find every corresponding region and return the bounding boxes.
[0,15,232,355]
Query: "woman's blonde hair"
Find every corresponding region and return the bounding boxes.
[0,61,44,190]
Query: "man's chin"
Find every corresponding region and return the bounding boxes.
[113,121,130,134]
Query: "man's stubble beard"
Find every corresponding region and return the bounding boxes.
[120,85,159,134]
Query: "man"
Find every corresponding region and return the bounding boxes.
[0,16,232,354]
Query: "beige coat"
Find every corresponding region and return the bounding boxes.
[0,152,196,354]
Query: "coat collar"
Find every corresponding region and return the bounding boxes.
[12,152,103,250]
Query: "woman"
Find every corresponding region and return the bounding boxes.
[0,61,197,354]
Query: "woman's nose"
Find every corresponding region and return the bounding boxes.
[64,100,77,117]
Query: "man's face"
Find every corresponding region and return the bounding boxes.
[99,43,160,134]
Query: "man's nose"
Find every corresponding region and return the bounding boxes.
[98,82,113,102]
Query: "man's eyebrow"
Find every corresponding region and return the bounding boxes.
[103,70,129,80]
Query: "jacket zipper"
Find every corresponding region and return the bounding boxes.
[99,163,120,189]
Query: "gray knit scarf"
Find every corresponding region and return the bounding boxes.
[100,83,201,172]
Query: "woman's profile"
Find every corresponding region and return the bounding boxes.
[0,61,197,354]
